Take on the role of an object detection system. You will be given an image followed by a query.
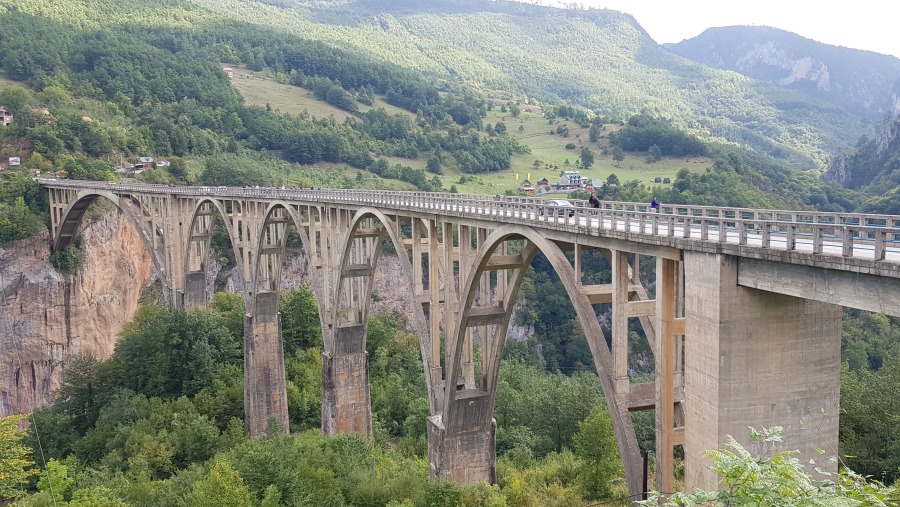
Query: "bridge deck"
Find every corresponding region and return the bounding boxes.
[38,180,900,277]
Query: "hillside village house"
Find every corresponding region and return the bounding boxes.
[585,179,604,191]
[223,67,234,78]
[0,106,12,127]
[134,156,155,170]
[559,170,583,188]
[536,177,549,186]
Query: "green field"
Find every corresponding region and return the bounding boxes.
[228,71,711,195]
[228,67,415,121]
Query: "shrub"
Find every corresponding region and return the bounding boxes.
[50,245,82,273]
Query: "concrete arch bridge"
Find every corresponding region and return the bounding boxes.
[39,179,900,498]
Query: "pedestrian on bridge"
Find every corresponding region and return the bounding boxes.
[589,191,600,208]
[650,196,660,213]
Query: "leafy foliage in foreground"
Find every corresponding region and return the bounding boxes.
[640,426,896,507]
[0,415,37,500]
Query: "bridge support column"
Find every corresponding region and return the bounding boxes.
[682,252,841,491]
[427,393,496,483]
[244,292,290,436]
[322,324,372,437]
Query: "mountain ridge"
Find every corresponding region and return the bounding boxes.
[665,25,900,121]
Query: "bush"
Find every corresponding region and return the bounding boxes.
[50,245,82,273]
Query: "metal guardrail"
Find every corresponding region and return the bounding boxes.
[38,180,900,263]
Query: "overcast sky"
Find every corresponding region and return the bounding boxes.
[526,0,900,59]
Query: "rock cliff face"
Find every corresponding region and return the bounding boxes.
[0,211,153,417]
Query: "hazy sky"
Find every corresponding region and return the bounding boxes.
[540,1,900,59]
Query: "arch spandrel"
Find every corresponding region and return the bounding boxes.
[53,189,169,293]
[331,208,437,410]
[248,202,324,316]
[182,198,246,307]
[444,224,642,496]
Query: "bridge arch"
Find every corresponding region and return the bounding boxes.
[248,201,323,312]
[324,207,435,435]
[182,198,244,308]
[54,189,170,292]
[436,224,642,494]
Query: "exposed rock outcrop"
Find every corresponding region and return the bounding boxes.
[0,211,153,417]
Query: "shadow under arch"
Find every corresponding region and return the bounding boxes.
[324,207,437,435]
[53,189,170,294]
[441,224,642,496]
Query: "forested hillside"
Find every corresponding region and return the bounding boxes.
[0,0,875,167]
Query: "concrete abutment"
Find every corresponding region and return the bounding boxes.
[683,252,841,491]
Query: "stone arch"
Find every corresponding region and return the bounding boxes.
[182,198,243,307]
[53,189,169,290]
[323,207,435,435]
[441,224,642,495]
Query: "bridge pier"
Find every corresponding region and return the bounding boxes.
[244,292,290,436]
[683,252,841,491]
[183,272,208,308]
[427,393,496,483]
[321,324,373,437]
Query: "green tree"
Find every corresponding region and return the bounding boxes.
[185,458,255,507]
[200,155,274,187]
[647,144,662,163]
[573,405,621,499]
[36,458,74,503]
[841,348,900,482]
[0,415,38,500]
[589,123,602,143]
[280,286,322,355]
[50,245,82,273]
[611,146,625,166]
[579,147,594,169]
[426,155,442,174]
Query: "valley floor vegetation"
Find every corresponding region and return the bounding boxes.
[0,282,898,506]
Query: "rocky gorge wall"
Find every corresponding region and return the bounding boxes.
[0,209,533,418]
[0,210,153,417]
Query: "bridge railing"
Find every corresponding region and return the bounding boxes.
[38,180,900,262]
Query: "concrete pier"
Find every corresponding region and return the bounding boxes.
[683,252,842,491]
[322,323,372,436]
[244,292,290,436]
[427,392,496,483]
[183,271,207,308]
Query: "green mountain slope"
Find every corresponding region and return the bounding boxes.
[184,0,867,166]
[2,0,873,167]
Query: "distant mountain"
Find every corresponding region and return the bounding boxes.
[826,115,900,192]
[665,26,900,121]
